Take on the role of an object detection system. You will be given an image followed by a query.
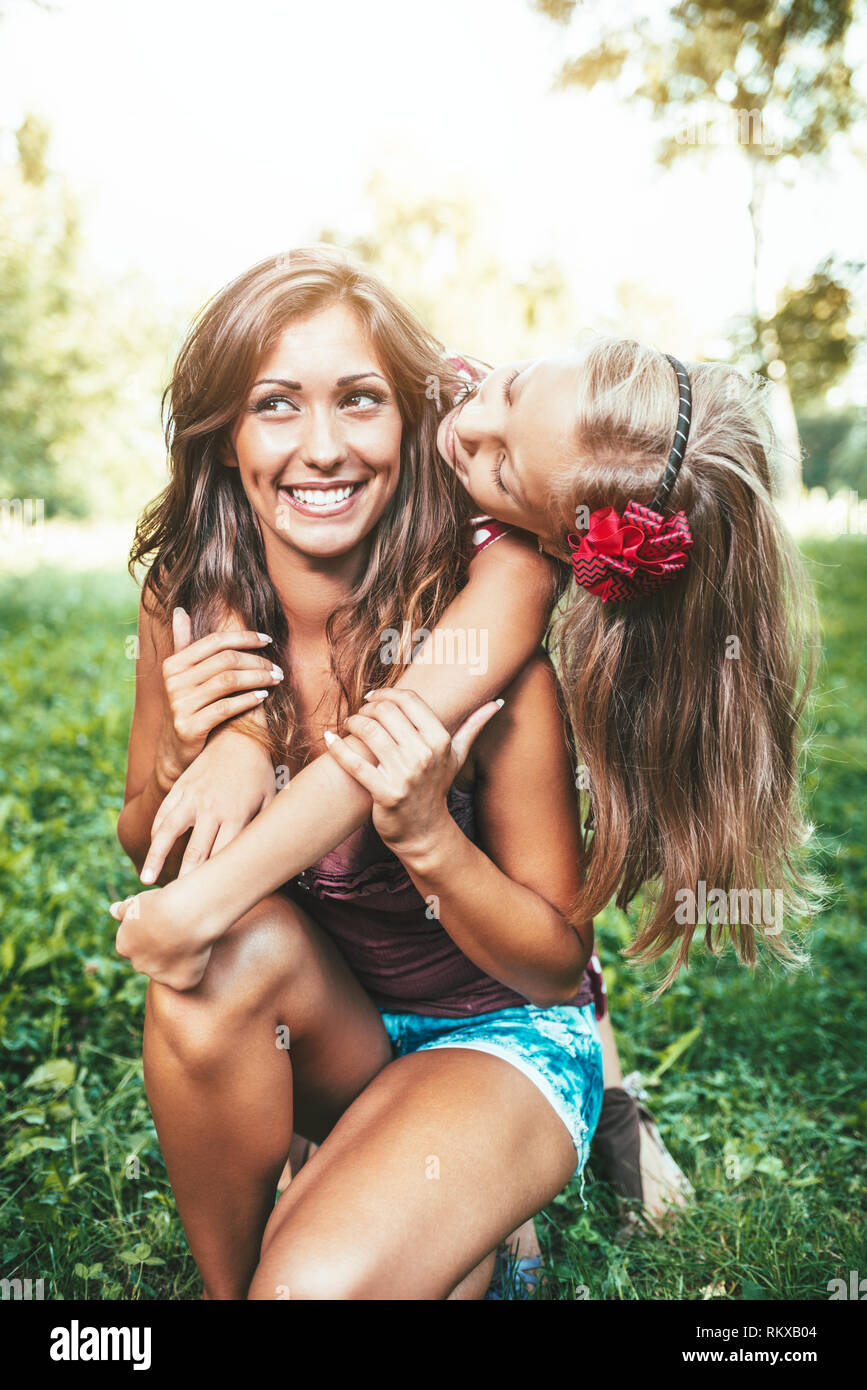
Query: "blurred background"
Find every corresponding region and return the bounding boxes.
[1,0,866,558]
[1,0,865,1301]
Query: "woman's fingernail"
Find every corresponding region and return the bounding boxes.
[257,633,271,643]
[254,689,268,699]
[271,665,283,680]
[323,729,337,745]
[140,868,155,883]
[495,698,505,708]
[363,690,376,699]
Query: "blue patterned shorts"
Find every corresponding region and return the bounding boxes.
[379,1002,604,1181]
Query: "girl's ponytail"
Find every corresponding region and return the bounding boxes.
[549,339,819,988]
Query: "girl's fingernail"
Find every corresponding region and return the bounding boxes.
[495,698,505,708]
[271,665,283,680]
[323,729,337,745]
[257,633,271,642]
[364,690,376,699]
[140,868,155,883]
[254,689,268,699]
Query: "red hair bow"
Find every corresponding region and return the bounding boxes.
[568,502,693,603]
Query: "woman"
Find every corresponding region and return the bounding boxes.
[116,248,616,1299]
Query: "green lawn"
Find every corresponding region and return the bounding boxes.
[1,543,865,1300]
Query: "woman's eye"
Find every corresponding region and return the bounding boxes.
[342,390,385,409]
[493,454,509,495]
[254,395,297,415]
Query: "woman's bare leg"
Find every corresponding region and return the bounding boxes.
[248,1046,579,1300]
[142,893,393,1299]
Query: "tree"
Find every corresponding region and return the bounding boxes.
[0,116,173,521]
[0,117,92,515]
[532,0,866,494]
[731,255,863,408]
[320,171,579,363]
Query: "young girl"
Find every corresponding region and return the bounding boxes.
[433,339,817,985]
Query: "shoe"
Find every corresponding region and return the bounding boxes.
[484,1247,543,1300]
[591,1074,693,1241]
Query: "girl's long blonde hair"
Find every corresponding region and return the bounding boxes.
[130,247,471,767]
[548,338,819,986]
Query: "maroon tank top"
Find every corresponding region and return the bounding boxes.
[279,507,600,1018]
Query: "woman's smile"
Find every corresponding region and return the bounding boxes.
[231,301,403,560]
[277,478,368,520]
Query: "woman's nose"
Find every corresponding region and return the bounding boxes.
[300,408,347,468]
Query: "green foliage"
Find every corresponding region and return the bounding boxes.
[0,121,94,516]
[731,257,863,408]
[541,1,864,167]
[0,117,178,522]
[0,547,865,1299]
[320,172,579,362]
[798,409,867,492]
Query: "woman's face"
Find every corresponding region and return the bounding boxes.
[229,301,403,563]
[436,355,582,547]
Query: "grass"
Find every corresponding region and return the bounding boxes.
[1,543,865,1300]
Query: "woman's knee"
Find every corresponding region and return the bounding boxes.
[144,894,318,1074]
[249,1233,381,1301]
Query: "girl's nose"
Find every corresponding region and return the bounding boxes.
[455,397,486,456]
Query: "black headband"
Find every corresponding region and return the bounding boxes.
[649,355,692,512]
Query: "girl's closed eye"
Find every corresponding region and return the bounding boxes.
[492,454,509,495]
[501,368,521,405]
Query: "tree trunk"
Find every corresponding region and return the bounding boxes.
[749,154,802,502]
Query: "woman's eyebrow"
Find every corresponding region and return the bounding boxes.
[252,371,387,391]
[336,371,387,386]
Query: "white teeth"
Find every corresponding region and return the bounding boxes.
[287,484,357,507]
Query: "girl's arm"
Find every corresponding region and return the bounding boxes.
[328,661,591,1006]
[112,535,560,988]
[139,531,558,884]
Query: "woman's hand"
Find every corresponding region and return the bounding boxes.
[110,880,216,991]
[323,689,502,865]
[154,607,283,787]
[140,725,279,884]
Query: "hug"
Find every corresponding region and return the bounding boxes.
[112,246,815,1299]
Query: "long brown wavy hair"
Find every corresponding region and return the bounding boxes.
[130,247,472,768]
[546,339,820,987]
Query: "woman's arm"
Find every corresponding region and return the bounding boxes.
[139,532,559,885]
[329,663,591,1007]
[117,598,281,881]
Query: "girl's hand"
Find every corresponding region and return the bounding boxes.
[155,607,283,786]
[110,881,214,991]
[140,725,278,885]
[323,689,502,864]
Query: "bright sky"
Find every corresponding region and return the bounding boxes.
[1,0,865,364]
